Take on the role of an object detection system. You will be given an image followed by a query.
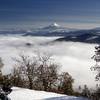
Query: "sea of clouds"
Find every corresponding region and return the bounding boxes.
[0,35,97,88]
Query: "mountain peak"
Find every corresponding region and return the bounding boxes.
[43,23,60,30]
[50,23,60,27]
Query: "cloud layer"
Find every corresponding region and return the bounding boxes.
[0,35,97,88]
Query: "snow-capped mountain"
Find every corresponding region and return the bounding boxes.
[43,23,60,30]
[1,24,100,42]
[23,23,76,36]
[0,23,76,36]
[41,23,76,32]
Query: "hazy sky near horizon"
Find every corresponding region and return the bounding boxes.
[0,0,100,29]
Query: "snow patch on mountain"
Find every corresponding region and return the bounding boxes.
[86,36,98,41]
[43,23,60,29]
[51,23,60,27]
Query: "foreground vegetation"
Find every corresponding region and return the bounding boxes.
[0,52,100,100]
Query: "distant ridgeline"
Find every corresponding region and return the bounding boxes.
[1,23,100,43]
[55,32,100,44]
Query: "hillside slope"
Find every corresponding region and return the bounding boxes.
[8,87,89,100]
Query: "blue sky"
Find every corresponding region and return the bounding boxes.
[0,0,100,29]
